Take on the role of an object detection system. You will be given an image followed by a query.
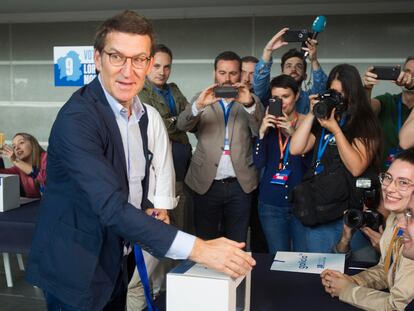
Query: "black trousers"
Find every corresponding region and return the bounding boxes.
[193,179,252,243]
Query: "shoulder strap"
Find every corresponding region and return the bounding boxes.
[139,105,154,210]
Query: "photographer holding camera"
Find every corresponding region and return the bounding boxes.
[290,64,382,253]
[321,148,414,311]
[333,176,388,263]
[364,56,414,169]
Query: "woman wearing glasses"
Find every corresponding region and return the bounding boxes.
[321,148,414,311]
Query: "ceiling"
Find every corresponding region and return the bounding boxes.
[0,0,413,23]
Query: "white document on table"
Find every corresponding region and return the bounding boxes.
[270,251,345,274]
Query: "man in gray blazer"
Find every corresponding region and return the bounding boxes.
[177,51,263,244]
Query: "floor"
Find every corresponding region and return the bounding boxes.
[0,254,46,311]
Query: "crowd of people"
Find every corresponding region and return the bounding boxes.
[1,9,414,311]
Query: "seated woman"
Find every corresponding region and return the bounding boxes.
[253,74,310,253]
[321,148,414,311]
[0,133,47,198]
[290,64,382,253]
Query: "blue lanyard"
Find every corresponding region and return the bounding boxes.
[154,85,177,116]
[134,245,159,311]
[219,99,234,127]
[397,95,402,134]
[282,139,291,168]
[316,117,347,164]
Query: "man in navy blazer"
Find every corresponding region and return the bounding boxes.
[26,10,255,311]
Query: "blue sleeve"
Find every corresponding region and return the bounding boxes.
[253,135,268,170]
[253,58,273,106]
[309,67,328,95]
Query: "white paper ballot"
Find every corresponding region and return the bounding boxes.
[271,251,345,274]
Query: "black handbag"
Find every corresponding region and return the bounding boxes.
[291,161,361,227]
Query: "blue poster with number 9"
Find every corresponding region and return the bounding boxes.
[54,46,96,86]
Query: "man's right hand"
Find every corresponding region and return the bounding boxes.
[262,28,289,62]
[189,237,256,278]
[363,66,379,90]
[195,84,219,111]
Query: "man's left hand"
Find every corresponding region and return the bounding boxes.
[145,208,170,224]
[234,83,254,107]
[302,38,319,63]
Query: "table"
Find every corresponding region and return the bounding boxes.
[0,200,40,253]
[148,253,361,311]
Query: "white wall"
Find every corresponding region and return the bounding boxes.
[0,13,413,145]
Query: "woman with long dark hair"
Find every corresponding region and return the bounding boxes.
[0,132,47,197]
[290,64,383,252]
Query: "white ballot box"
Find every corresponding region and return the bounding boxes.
[0,174,20,212]
[167,261,251,311]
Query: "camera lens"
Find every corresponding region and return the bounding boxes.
[343,209,364,229]
[363,210,384,232]
[313,102,329,119]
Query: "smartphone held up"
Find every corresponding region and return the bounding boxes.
[371,66,401,80]
[268,97,283,117]
[213,86,239,99]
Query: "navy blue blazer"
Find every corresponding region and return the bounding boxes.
[26,78,178,310]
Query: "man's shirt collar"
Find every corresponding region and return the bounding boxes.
[98,74,145,122]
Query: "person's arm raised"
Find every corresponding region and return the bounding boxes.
[290,95,318,155]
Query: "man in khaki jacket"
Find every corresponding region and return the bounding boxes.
[138,44,192,232]
[321,149,414,311]
[177,51,263,244]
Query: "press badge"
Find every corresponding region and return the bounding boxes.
[314,163,324,175]
[223,138,231,155]
[271,169,291,185]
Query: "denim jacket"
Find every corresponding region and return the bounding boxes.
[253,58,328,115]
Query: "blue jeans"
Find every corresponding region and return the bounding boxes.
[258,202,307,254]
[304,218,343,253]
[349,229,380,263]
[193,179,252,243]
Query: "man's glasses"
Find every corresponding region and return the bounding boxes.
[103,51,151,69]
[379,172,414,192]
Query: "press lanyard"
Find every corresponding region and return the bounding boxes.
[315,116,347,171]
[219,100,234,152]
[397,95,402,134]
[277,113,298,170]
[154,86,177,116]
[219,99,234,127]
[134,245,159,311]
[277,132,290,170]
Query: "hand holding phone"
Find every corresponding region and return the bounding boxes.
[213,86,239,98]
[371,66,401,80]
[283,30,312,42]
[268,97,283,117]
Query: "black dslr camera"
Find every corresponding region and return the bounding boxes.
[343,177,384,232]
[313,89,346,119]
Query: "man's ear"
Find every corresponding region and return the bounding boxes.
[94,49,102,73]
